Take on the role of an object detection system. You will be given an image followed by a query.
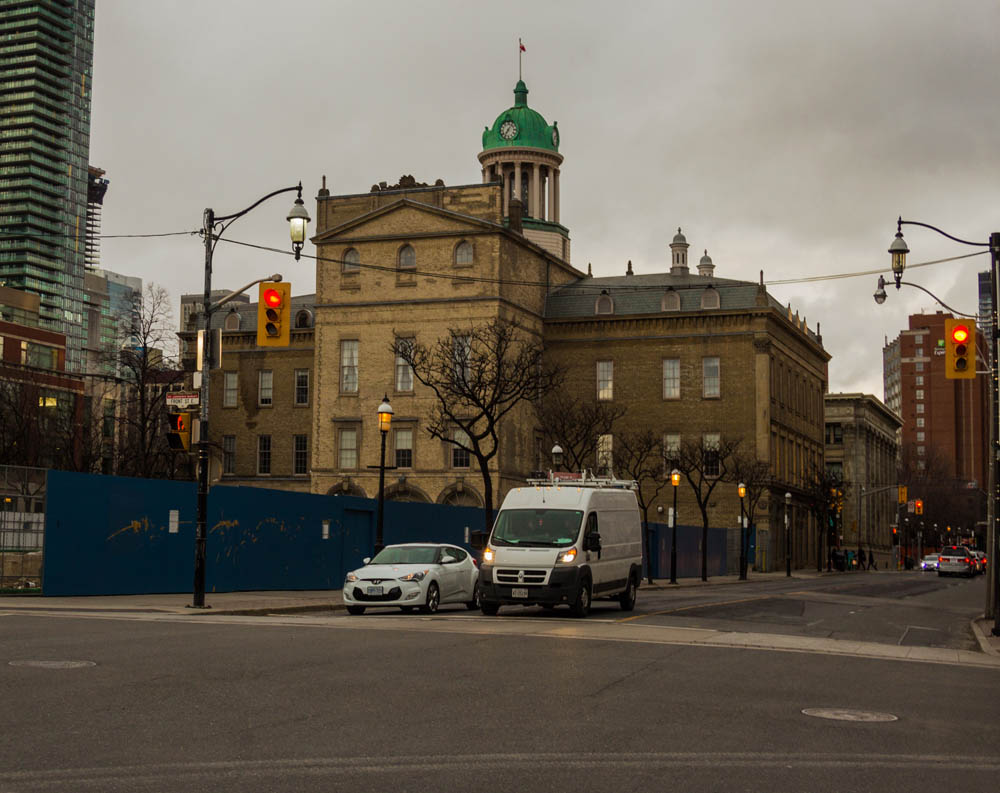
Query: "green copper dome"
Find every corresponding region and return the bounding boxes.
[482,80,560,153]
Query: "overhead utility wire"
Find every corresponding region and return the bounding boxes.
[215,236,987,292]
[0,230,199,240]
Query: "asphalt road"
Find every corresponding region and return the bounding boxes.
[1,572,996,793]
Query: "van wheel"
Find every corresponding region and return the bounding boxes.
[570,578,591,618]
[618,575,637,611]
[481,601,500,616]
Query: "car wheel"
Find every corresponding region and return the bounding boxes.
[618,574,637,611]
[420,582,440,614]
[570,577,591,618]
[466,583,482,610]
[481,601,500,616]
[346,605,366,615]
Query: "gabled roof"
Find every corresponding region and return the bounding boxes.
[311,197,504,244]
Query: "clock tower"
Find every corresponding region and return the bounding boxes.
[479,80,569,262]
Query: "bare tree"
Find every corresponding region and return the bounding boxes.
[107,283,186,478]
[674,434,742,581]
[534,392,626,472]
[804,461,845,572]
[728,450,772,578]
[611,428,668,584]
[396,317,564,530]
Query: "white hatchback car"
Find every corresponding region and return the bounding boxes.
[342,543,480,615]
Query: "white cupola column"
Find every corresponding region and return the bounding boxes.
[531,162,540,218]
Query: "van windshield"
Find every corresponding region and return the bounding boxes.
[491,509,584,547]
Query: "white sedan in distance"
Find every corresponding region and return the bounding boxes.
[343,543,480,615]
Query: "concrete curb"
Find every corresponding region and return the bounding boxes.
[970,618,1000,657]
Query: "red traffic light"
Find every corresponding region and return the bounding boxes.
[262,288,283,308]
[951,325,969,344]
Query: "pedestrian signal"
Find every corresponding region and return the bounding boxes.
[167,412,191,452]
[944,318,976,379]
[257,282,291,347]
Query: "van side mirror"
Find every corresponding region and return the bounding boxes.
[469,531,487,550]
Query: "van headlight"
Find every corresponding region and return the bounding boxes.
[483,546,496,563]
[557,548,578,564]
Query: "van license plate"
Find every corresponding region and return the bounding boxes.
[367,585,383,596]
[512,588,528,598]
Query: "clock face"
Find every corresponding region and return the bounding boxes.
[500,120,518,140]
[551,128,559,146]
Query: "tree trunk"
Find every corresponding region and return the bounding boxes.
[480,462,494,533]
[701,522,708,581]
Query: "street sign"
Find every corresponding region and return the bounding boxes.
[167,392,200,409]
[907,500,915,514]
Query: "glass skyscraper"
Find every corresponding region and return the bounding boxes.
[0,0,96,372]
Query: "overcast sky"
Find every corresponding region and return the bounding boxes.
[89,0,999,398]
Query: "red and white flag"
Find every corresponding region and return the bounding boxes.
[519,39,526,52]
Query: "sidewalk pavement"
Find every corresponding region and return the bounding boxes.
[2,569,997,657]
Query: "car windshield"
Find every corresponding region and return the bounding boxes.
[943,547,968,556]
[922,555,938,562]
[370,546,438,565]
[491,509,583,547]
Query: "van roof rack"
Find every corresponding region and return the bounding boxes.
[525,469,637,490]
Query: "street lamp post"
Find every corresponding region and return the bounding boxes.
[191,183,309,609]
[785,492,792,577]
[551,444,564,470]
[884,219,1000,635]
[375,395,394,556]
[670,469,680,584]
[738,483,747,580]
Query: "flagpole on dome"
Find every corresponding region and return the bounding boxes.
[518,38,525,80]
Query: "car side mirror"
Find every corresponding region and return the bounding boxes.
[469,531,487,550]
[362,557,371,565]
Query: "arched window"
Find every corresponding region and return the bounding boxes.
[700,287,720,309]
[454,240,473,266]
[398,244,416,270]
[343,248,360,273]
[595,294,613,315]
[224,311,241,330]
[661,290,680,312]
[295,309,313,328]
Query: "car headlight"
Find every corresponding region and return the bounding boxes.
[400,570,428,581]
[483,546,495,563]
[557,548,578,564]
[345,572,359,582]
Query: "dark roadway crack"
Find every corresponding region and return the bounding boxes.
[586,654,677,699]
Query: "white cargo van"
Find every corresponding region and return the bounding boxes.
[474,473,643,617]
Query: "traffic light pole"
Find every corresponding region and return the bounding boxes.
[190,185,305,609]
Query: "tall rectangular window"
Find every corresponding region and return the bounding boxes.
[915,389,924,400]
[395,338,414,392]
[293,434,308,475]
[395,428,413,468]
[340,340,359,392]
[258,370,273,406]
[223,371,237,408]
[597,360,613,401]
[662,359,680,399]
[663,433,680,472]
[452,335,471,385]
[916,403,925,414]
[597,433,613,471]
[339,428,357,469]
[452,429,471,468]
[702,357,720,398]
[257,435,271,474]
[916,418,925,427]
[294,369,309,405]
[703,433,720,477]
[223,435,236,474]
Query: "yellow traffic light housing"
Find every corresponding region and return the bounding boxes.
[944,318,976,379]
[167,412,191,452]
[257,282,291,347]
[915,498,924,515]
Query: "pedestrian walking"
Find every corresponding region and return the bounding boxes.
[857,547,866,571]
[867,547,876,570]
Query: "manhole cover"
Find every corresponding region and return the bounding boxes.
[802,708,897,722]
[8,660,96,669]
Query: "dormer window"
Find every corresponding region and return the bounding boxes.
[595,293,613,315]
[224,311,241,331]
[700,286,720,309]
[661,290,680,312]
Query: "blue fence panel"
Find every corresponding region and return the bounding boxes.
[647,521,728,579]
[42,471,489,597]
